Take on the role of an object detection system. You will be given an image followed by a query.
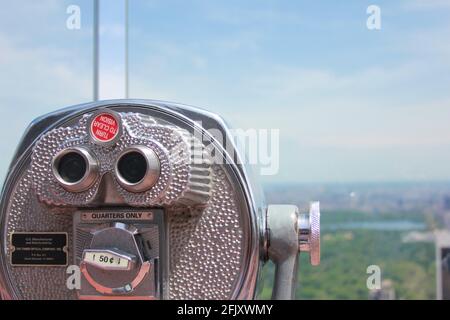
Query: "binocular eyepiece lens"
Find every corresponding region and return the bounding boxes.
[115,146,160,192]
[57,152,87,183]
[52,147,99,192]
[117,151,148,184]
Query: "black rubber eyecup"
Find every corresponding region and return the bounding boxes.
[57,151,87,183]
[117,151,147,184]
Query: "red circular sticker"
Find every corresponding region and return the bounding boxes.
[90,113,119,143]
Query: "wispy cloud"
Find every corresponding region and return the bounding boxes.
[403,0,450,10]
[0,1,93,177]
[203,4,303,26]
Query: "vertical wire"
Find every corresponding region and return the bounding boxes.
[125,0,129,99]
[93,0,99,101]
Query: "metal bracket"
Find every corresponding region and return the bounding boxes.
[267,202,320,300]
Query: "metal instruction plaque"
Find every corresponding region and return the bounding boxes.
[10,232,68,266]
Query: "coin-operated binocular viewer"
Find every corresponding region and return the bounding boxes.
[0,100,320,300]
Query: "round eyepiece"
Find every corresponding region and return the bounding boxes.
[118,151,147,184]
[115,146,160,192]
[52,147,99,192]
[58,152,86,183]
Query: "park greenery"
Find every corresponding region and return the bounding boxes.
[258,210,436,299]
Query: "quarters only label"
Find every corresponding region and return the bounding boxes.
[10,232,68,266]
[80,211,154,221]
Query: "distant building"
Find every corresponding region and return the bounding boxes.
[369,279,396,300]
[442,196,450,211]
[435,230,450,300]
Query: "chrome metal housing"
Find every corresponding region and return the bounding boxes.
[0,99,265,300]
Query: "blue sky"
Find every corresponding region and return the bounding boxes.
[1,0,450,184]
[128,0,450,184]
[0,0,93,181]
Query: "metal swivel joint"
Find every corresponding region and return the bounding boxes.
[267,202,321,300]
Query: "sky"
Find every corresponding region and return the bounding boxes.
[1,0,450,185]
[0,0,93,181]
